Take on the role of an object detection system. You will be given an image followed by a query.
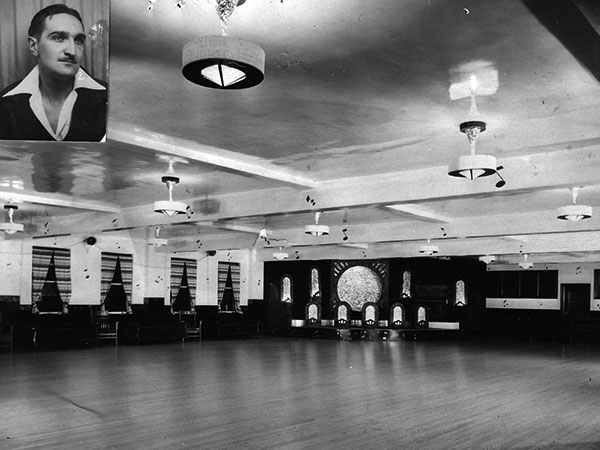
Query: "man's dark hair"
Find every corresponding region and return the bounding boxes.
[28,4,84,39]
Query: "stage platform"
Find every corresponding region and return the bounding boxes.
[266,325,460,341]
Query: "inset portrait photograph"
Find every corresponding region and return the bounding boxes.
[0,0,109,142]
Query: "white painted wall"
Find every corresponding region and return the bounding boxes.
[0,239,25,297]
[2,235,599,312]
[0,236,260,308]
[248,248,264,300]
[485,298,560,310]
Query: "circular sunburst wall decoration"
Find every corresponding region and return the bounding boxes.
[337,266,381,310]
[331,260,389,311]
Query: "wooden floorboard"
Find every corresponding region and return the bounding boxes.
[1,338,600,449]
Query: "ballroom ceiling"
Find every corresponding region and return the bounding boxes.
[0,0,599,265]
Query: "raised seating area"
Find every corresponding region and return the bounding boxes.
[213,313,260,339]
[177,311,202,340]
[92,314,120,345]
[3,303,265,350]
[11,310,97,349]
[198,307,260,339]
[117,310,186,344]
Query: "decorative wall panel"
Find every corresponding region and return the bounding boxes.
[331,260,389,312]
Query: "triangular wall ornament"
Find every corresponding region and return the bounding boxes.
[36,252,63,313]
[172,262,192,312]
[104,257,128,312]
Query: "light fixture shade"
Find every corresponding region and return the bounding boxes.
[272,252,289,260]
[519,253,534,269]
[305,211,329,237]
[479,255,496,264]
[557,204,592,222]
[448,154,497,179]
[304,224,330,237]
[0,222,24,234]
[154,200,187,217]
[149,226,168,246]
[182,36,265,89]
[419,243,439,256]
[1,204,24,234]
[148,238,168,247]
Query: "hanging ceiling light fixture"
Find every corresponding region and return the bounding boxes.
[557,187,592,222]
[304,212,329,237]
[154,159,188,217]
[148,227,168,247]
[0,204,24,235]
[479,255,496,264]
[272,247,289,260]
[419,239,439,256]
[253,227,270,247]
[519,253,533,269]
[448,121,497,180]
[182,0,265,89]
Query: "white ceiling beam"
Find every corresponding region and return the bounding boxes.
[502,235,530,242]
[108,123,318,189]
[384,204,452,223]
[339,243,369,249]
[158,232,257,253]
[213,223,263,234]
[250,234,600,263]
[0,191,120,213]
[311,147,600,209]
[185,147,600,221]
[31,147,600,238]
[156,209,600,253]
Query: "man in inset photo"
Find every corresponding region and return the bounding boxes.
[0,3,108,142]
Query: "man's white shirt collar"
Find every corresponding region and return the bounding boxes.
[2,66,105,141]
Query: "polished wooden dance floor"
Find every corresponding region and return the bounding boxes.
[2,337,600,450]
